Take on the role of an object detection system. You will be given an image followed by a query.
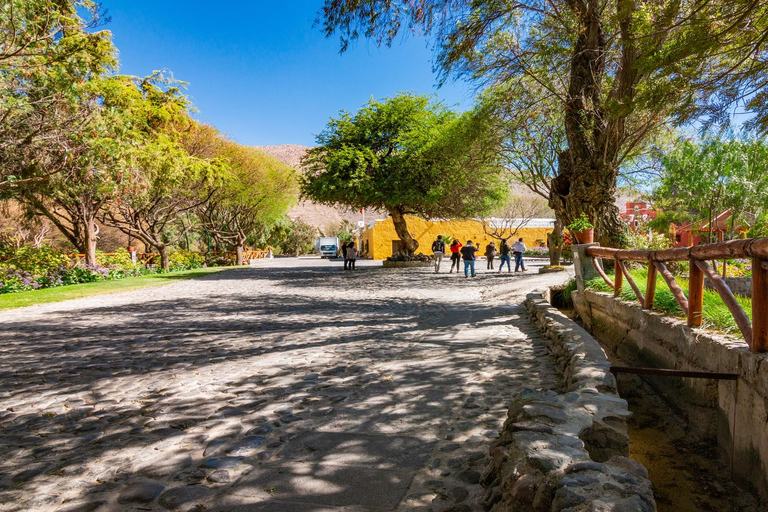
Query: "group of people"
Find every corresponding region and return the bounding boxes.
[431,235,527,277]
[340,241,357,270]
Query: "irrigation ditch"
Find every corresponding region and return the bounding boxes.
[546,283,764,511]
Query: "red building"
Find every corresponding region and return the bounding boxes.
[619,202,658,231]
[673,210,753,247]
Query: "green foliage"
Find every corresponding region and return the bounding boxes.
[566,213,594,232]
[0,245,69,274]
[625,223,673,251]
[651,135,768,240]
[301,93,507,218]
[586,267,753,338]
[168,250,206,271]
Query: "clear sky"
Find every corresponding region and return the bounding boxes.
[101,1,477,147]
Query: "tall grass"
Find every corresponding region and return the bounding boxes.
[586,266,752,338]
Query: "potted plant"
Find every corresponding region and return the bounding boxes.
[567,213,595,244]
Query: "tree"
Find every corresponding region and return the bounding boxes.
[651,135,768,242]
[318,0,768,247]
[301,93,507,254]
[14,77,126,265]
[482,194,551,241]
[481,79,567,264]
[197,140,297,265]
[98,75,222,271]
[0,0,114,191]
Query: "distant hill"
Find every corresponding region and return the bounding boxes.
[257,144,383,232]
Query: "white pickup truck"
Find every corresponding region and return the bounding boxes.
[315,237,340,258]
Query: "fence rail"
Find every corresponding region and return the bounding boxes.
[585,237,768,353]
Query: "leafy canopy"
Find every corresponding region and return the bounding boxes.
[301,92,507,218]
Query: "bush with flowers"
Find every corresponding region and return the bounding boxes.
[0,245,218,294]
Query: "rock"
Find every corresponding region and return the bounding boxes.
[303,373,320,380]
[456,470,481,484]
[248,425,273,435]
[439,443,461,452]
[279,414,302,424]
[200,457,243,469]
[510,474,537,504]
[54,501,107,512]
[227,435,266,455]
[157,486,211,509]
[207,470,230,483]
[551,487,587,509]
[449,486,470,502]
[117,481,165,504]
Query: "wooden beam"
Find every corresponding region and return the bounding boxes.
[592,257,614,288]
[614,257,623,297]
[620,260,645,305]
[753,257,768,353]
[654,261,689,317]
[688,257,704,328]
[645,260,657,310]
[693,259,752,347]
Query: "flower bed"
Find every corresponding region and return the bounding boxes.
[0,247,212,294]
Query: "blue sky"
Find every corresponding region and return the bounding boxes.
[101,1,477,147]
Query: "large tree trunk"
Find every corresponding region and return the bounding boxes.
[550,150,627,248]
[547,219,563,266]
[388,207,419,255]
[550,1,628,248]
[83,220,99,266]
[235,244,244,266]
[158,245,170,271]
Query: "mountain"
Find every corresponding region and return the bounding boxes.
[256,144,383,232]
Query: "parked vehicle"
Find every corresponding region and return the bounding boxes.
[315,237,340,258]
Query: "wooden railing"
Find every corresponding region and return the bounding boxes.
[585,238,768,353]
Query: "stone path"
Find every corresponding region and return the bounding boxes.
[0,257,572,512]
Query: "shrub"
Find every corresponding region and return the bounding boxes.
[169,250,206,271]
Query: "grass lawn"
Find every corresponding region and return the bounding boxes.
[0,267,238,310]
[586,267,752,338]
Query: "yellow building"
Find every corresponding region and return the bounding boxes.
[358,215,554,260]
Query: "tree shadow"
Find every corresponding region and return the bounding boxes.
[0,263,557,511]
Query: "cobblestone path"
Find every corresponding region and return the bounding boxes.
[0,257,572,512]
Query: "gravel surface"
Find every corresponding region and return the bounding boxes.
[0,257,572,511]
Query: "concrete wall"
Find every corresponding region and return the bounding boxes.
[359,215,553,260]
[704,276,752,298]
[573,289,768,498]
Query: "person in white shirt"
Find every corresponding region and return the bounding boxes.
[512,238,527,272]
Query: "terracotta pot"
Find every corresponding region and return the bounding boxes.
[572,228,594,244]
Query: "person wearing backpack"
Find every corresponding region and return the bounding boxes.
[498,238,512,273]
[431,235,446,273]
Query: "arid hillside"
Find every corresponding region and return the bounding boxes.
[257,144,383,233]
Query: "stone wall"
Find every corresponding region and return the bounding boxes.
[704,276,752,297]
[573,289,768,498]
[480,294,656,511]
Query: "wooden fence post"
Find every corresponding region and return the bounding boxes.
[645,259,657,310]
[753,257,768,352]
[614,257,623,297]
[688,257,704,327]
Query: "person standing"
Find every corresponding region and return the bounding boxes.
[485,241,496,270]
[346,242,357,270]
[498,238,512,273]
[342,241,349,270]
[512,237,527,272]
[431,235,446,273]
[449,238,462,274]
[460,240,479,277]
